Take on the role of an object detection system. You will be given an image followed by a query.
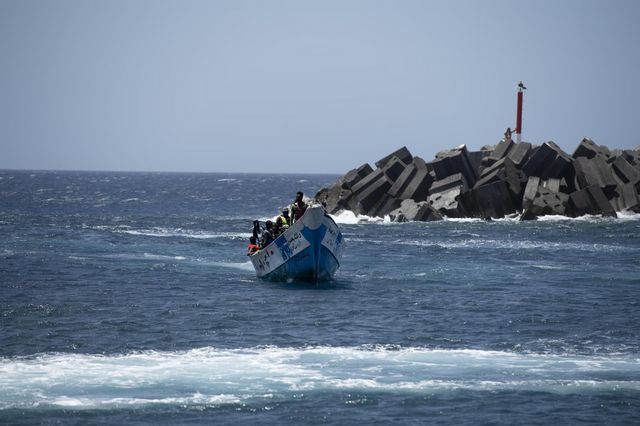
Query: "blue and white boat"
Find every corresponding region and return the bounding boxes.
[249,205,344,282]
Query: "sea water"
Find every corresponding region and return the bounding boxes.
[1,170,639,425]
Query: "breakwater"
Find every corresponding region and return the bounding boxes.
[315,139,640,221]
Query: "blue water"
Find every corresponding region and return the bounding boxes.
[1,170,639,425]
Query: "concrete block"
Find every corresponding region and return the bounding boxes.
[382,156,408,183]
[541,178,561,194]
[573,138,613,161]
[462,180,516,219]
[475,157,525,199]
[468,150,491,176]
[375,146,413,168]
[398,169,434,202]
[431,144,478,186]
[388,164,417,198]
[371,193,401,217]
[610,183,640,212]
[351,169,385,196]
[520,187,570,220]
[620,183,640,212]
[507,142,532,167]
[573,156,618,196]
[430,173,468,194]
[314,185,356,214]
[569,185,617,217]
[522,141,572,179]
[390,199,443,222]
[611,156,640,185]
[621,150,640,167]
[412,156,428,170]
[427,186,466,217]
[522,176,541,210]
[482,139,514,166]
[342,163,374,189]
[355,177,392,214]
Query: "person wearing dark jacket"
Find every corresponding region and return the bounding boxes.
[260,220,275,248]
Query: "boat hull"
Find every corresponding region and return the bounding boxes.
[249,206,343,282]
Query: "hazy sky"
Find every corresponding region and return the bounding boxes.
[1,0,639,173]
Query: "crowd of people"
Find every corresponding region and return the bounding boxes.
[247,191,308,255]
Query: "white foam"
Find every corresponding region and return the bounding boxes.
[330,210,390,224]
[616,210,640,221]
[331,209,640,224]
[196,260,255,271]
[392,238,637,253]
[1,347,638,410]
[116,227,251,240]
[143,253,186,261]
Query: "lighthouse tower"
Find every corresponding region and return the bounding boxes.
[515,81,526,143]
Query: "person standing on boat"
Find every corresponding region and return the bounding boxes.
[260,220,275,248]
[290,192,307,223]
[276,208,291,230]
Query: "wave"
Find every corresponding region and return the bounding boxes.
[391,238,637,253]
[1,346,638,410]
[195,260,255,271]
[98,253,254,271]
[100,252,190,262]
[330,209,640,224]
[330,210,391,225]
[112,227,251,240]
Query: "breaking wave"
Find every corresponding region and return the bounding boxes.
[328,209,640,224]
[112,227,251,240]
[330,210,390,224]
[392,238,638,253]
[1,346,638,410]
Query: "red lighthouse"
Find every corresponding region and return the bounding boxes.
[515,81,526,143]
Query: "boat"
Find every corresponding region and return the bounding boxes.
[249,205,344,282]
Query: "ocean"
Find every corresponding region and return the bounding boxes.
[1,170,639,425]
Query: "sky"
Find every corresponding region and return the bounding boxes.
[1,0,639,174]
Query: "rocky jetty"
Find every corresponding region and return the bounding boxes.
[314,139,640,221]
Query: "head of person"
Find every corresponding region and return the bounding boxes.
[295,191,304,203]
[249,236,256,244]
[265,220,273,229]
[282,208,290,217]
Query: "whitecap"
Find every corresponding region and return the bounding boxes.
[616,210,640,222]
[330,210,390,224]
[391,238,637,253]
[143,253,186,261]
[529,263,565,270]
[117,227,251,240]
[195,259,255,271]
[1,346,638,410]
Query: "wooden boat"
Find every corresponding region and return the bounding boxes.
[249,205,343,282]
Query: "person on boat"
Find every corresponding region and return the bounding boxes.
[247,236,260,255]
[272,220,283,238]
[276,208,290,231]
[290,192,307,223]
[260,220,275,248]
